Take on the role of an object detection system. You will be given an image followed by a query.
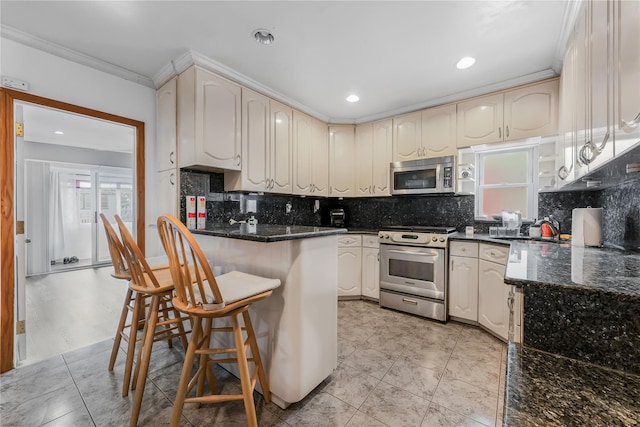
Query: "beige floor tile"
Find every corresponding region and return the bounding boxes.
[280,391,357,427]
[432,377,498,427]
[346,410,389,426]
[421,402,489,427]
[322,363,380,408]
[342,347,396,380]
[443,353,501,394]
[360,381,429,427]
[382,357,442,400]
[401,343,453,372]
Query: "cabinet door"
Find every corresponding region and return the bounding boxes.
[614,0,640,155]
[355,123,373,196]
[270,100,293,194]
[242,88,269,191]
[573,4,590,179]
[456,93,504,147]
[156,78,177,172]
[311,119,329,196]
[557,36,577,186]
[422,104,457,158]
[157,169,177,217]
[478,259,509,341]
[392,111,422,161]
[329,126,355,197]
[337,247,362,297]
[361,247,380,300]
[372,119,393,195]
[504,80,559,141]
[193,68,242,170]
[449,255,479,321]
[292,110,313,195]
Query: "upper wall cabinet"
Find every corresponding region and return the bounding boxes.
[392,111,422,161]
[224,90,292,193]
[178,65,241,171]
[156,77,177,173]
[456,79,559,148]
[355,119,393,197]
[421,104,457,157]
[292,111,329,196]
[329,125,355,197]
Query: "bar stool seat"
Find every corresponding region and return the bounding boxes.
[156,214,281,427]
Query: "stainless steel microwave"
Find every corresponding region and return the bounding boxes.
[390,155,456,195]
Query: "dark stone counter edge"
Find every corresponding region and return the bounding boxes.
[191,227,348,242]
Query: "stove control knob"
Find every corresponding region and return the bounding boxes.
[384,234,390,239]
[439,237,445,242]
[432,237,438,242]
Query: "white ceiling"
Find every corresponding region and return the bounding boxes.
[2,1,571,124]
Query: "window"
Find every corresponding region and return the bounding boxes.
[475,145,538,221]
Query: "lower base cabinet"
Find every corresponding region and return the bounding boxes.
[448,241,520,342]
[337,234,380,300]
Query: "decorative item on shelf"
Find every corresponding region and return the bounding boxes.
[196,196,206,230]
[185,196,196,229]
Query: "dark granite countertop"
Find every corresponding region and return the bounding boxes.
[192,224,348,242]
[504,342,640,426]
[504,240,640,297]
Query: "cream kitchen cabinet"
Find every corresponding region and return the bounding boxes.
[477,243,512,341]
[329,125,355,197]
[448,241,479,322]
[178,65,241,171]
[355,119,392,197]
[157,169,178,217]
[392,111,422,161]
[393,106,457,161]
[456,79,559,147]
[156,77,178,173]
[293,111,329,196]
[225,90,292,193]
[337,235,362,297]
[361,236,380,300]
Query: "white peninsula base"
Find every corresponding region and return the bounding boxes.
[194,234,338,408]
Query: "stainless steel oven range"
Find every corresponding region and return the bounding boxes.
[378,226,455,321]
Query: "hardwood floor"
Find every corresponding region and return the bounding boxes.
[22,266,125,366]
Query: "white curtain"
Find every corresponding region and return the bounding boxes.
[48,171,66,262]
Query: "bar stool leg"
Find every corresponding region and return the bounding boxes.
[129,295,160,427]
[242,310,271,403]
[122,292,143,397]
[195,317,213,408]
[170,316,202,427]
[110,288,133,371]
[233,313,258,427]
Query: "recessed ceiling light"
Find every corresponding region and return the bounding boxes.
[54,130,64,135]
[456,56,476,70]
[252,29,275,45]
[346,94,360,103]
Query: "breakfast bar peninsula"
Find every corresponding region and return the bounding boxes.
[191,224,347,408]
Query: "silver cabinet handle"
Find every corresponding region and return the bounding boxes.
[169,172,175,185]
[451,259,454,271]
[506,126,509,138]
[169,151,175,165]
[579,143,595,165]
[271,179,275,190]
[621,111,640,132]
[402,298,418,305]
[236,154,241,166]
[498,127,502,139]
[557,164,571,180]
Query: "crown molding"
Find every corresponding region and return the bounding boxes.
[553,0,583,74]
[153,49,331,122]
[1,25,155,88]
[352,69,559,125]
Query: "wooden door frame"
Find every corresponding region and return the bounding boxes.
[0,88,146,373]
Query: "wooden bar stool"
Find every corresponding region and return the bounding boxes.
[157,214,281,427]
[113,215,190,427]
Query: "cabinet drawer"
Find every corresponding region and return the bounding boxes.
[362,235,379,248]
[479,243,509,265]
[338,235,362,248]
[449,241,479,257]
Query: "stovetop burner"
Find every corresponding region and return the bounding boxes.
[384,225,457,234]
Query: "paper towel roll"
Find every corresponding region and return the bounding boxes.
[571,207,602,247]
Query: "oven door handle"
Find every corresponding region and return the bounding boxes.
[386,249,440,257]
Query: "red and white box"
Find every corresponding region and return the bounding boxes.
[196,196,206,230]
[185,196,196,229]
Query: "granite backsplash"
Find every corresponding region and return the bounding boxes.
[179,170,640,251]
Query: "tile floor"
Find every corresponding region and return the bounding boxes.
[1,300,507,426]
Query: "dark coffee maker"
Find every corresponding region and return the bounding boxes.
[329,208,345,227]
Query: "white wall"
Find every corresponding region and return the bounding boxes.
[1,37,163,254]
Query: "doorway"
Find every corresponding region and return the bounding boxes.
[0,88,146,373]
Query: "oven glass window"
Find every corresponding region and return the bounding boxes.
[394,169,436,190]
[389,259,434,282]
